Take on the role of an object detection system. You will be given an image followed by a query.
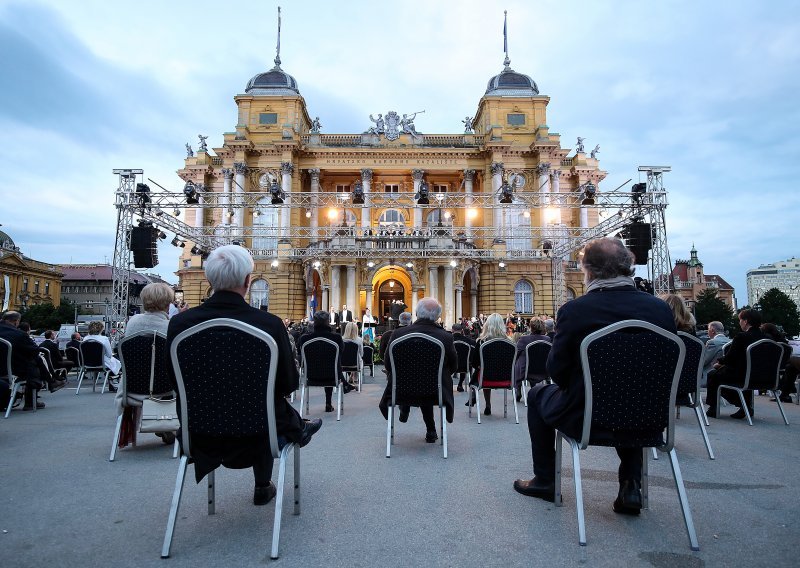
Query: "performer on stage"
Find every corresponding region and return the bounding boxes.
[362,308,377,342]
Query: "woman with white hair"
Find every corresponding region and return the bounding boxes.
[83,320,122,380]
[466,313,509,415]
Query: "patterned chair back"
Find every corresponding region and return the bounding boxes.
[80,340,106,368]
[524,340,551,381]
[341,340,360,369]
[170,319,280,458]
[118,331,171,397]
[0,338,14,380]
[578,320,684,451]
[744,339,784,391]
[388,333,444,406]
[478,338,516,388]
[65,346,80,366]
[453,340,472,373]
[676,332,705,399]
[301,337,340,387]
[362,345,374,367]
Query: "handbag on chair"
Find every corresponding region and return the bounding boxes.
[139,332,179,433]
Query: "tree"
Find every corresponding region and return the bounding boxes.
[694,288,736,333]
[758,288,800,338]
[21,299,85,331]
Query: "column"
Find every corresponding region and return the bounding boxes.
[455,285,463,322]
[346,265,356,317]
[491,162,504,240]
[463,169,475,241]
[194,182,204,229]
[280,162,294,242]
[221,168,233,226]
[580,206,589,228]
[363,284,373,314]
[428,265,438,300]
[412,169,424,228]
[308,168,320,239]
[322,285,330,312]
[443,266,454,327]
[330,266,340,312]
[361,168,372,231]
[233,162,247,234]
[470,289,477,318]
[550,168,562,225]
[411,286,420,321]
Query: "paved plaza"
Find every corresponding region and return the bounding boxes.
[1,369,798,567]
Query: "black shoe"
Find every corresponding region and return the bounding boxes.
[730,407,752,419]
[613,480,642,515]
[324,404,334,413]
[299,418,323,448]
[425,430,438,443]
[253,482,277,506]
[399,407,410,423]
[23,401,46,410]
[48,379,66,393]
[513,478,556,502]
[456,385,464,392]
[156,432,176,445]
[465,395,476,407]
[341,382,355,394]
[483,405,491,416]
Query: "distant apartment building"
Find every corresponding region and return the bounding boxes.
[59,264,170,316]
[671,245,736,309]
[746,257,800,308]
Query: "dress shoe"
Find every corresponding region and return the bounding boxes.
[513,478,556,502]
[341,382,355,394]
[425,430,438,443]
[324,404,334,413]
[253,482,277,506]
[156,432,176,445]
[299,418,323,448]
[730,407,752,419]
[23,401,46,410]
[399,407,410,423]
[483,405,491,416]
[48,379,67,393]
[465,395,476,407]
[456,385,465,392]
[613,480,642,515]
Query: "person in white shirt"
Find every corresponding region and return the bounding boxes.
[83,321,122,376]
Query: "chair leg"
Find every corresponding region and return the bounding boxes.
[522,380,529,407]
[293,445,300,516]
[337,383,342,421]
[475,388,481,424]
[555,432,564,507]
[299,384,305,419]
[161,455,188,559]
[503,388,508,418]
[651,447,659,461]
[270,446,290,559]
[172,438,179,459]
[667,448,700,551]
[693,405,715,459]
[512,388,519,424]
[642,447,650,509]
[570,440,586,546]
[109,414,123,461]
[735,389,753,426]
[207,470,215,515]
[770,391,790,425]
[441,406,447,459]
[386,406,393,458]
[75,369,84,395]
[4,383,19,418]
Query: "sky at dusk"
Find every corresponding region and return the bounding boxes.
[1,0,798,301]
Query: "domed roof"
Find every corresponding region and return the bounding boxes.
[0,229,16,250]
[485,64,539,96]
[245,63,300,96]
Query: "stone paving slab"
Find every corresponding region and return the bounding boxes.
[1,369,798,567]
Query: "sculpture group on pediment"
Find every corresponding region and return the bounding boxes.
[366,110,423,140]
[198,134,208,152]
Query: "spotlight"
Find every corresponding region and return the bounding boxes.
[415,181,429,205]
[184,181,199,205]
[631,182,646,203]
[443,210,452,220]
[405,262,413,268]
[582,181,597,205]
[158,231,167,240]
[135,183,151,205]
[253,210,261,218]
[498,261,506,269]
[190,245,202,255]
[449,260,457,268]
[232,240,243,246]
[523,210,530,218]
[499,180,513,204]
[271,259,279,268]
[313,261,321,269]
[367,261,375,268]
[305,210,312,218]
[542,240,553,257]
[466,207,478,220]
[389,280,395,288]
[171,237,185,248]
[155,209,164,217]
[270,180,285,204]
[352,180,364,204]
[173,208,180,217]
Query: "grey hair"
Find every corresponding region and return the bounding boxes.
[580,237,635,281]
[140,282,174,313]
[479,313,507,341]
[708,321,725,334]
[415,297,441,321]
[398,312,413,326]
[544,318,555,332]
[204,245,254,292]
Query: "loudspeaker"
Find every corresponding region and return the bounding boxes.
[626,222,652,265]
[130,226,159,268]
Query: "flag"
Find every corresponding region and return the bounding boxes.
[503,11,507,55]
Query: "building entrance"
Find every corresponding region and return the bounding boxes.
[378,280,405,323]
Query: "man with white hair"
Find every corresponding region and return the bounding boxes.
[167,245,322,506]
[379,298,458,442]
[702,321,729,386]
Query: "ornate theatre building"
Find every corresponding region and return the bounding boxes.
[174,47,606,327]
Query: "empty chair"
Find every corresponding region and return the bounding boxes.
[161,319,300,560]
[65,346,81,379]
[76,341,111,395]
[2,338,35,418]
[299,337,343,420]
[453,339,473,392]
[469,338,518,424]
[554,320,698,551]
[675,332,714,459]
[362,344,375,377]
[341,339,363,392]
[520,340,551,407]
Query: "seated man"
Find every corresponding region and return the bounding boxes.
[702,321,729,387]
[706,309,764,419]
[379,298,458,443]
[0,311,66,410]
[166,245,322,506]
[513,237,676,515]
[451,323,476,392]
[40,330,74,374]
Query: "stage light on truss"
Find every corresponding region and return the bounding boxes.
[523,210,530,218]
[171,237,185,248]
[544,207,559,224]
[253,209,261,218]
[271,259,279,268]
[499,180,513,204]
[327,208,338,222]
[352,180,364,204]
[415,181,430,205]
[498,261,506,269]
[312,261,321,269]
[190,245,202,255]
[270,180,285,204]
[184,181,199,205]
[154,208,164,217]
[582,181,597,205]
[443,210,452,220]
[157,231,167,240]
[173,208,180,217]
[405,262,413,268]
[367,261,375,268]
[305,210,312,218]
[466,207,478,220]
[449,260,457,268]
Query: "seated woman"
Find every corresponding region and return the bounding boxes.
[342,321,364,385]
[466,313,510,416]
[115,283,176,444]
[83,321,122,389]
[513,318,551,401]
[660,293,696,333]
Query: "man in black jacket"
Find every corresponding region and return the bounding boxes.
[706,309,764,419]
[513,238,676,516]
[297,310,354,413]
[166,245,322,506]
[40,330,74,374]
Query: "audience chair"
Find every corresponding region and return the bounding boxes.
[386,333,448,458]
[671,332,714,459]
[299,337,343,421]
[453,339,472,390]
[161,318,299,560]
[717,339,788,426]
[75,340,110,395]
[65,346,81,379]
[2,338,36,418]
[470,338,518,424]
[521,340,551,407]
[362,344,375,377]
[341,339,363,392]
[38,347,67,382]
[111,331,178,462]
[554,320,698,551]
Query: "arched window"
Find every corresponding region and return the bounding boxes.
[426,209,453,226]
[378,209,406,226]
[514,280,534,314]
[253,198,279,251]
[249,278,269,309]
[565,287,576,301]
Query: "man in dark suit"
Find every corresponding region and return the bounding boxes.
[331,306,341,333]
[40,330,74,374]
[389,299,407,329]
[451,323,477,392]
[379,298,458,442]
[705,309,764,419]
[166,245,322,506]
[340,304,353,326]
[513,238,676,516]
[297,310,354,413]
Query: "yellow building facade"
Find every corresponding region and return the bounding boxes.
[175,52,606,326]
[0,230,62,311]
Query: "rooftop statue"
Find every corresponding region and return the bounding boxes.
[463,116,474,134]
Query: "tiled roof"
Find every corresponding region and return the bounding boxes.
[59,264,149,284]
[706,274,734,290]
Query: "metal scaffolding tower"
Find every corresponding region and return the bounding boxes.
[110,169,143,329]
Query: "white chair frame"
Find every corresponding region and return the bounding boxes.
[75,340,111,395]
[342,339,364,392]
[299,337,343,421]
[2,338,33,418]
[453,339,473,391]
[521,340,551,407]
